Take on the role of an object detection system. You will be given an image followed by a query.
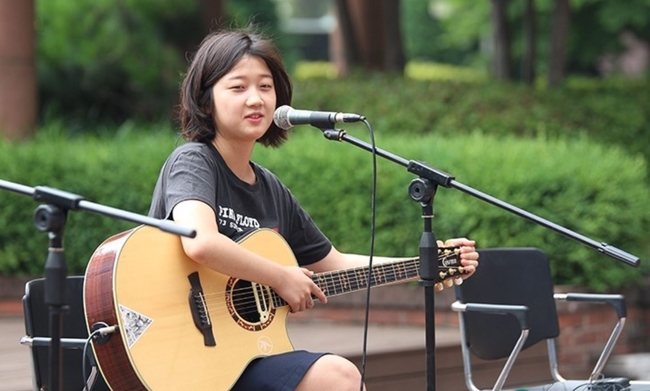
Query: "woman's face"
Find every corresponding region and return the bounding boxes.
[211,55,277,145]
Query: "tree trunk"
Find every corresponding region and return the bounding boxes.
[548,0,570,86]
[331,0,405,74]
[490,0,511,81]
[331,0,360,75]
[0,0,36,140]
[382,0,405,73]
[522,0,536,85]
[347,0,385,70]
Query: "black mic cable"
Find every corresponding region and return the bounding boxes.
[358,117,377,391]
[82,323,118,391]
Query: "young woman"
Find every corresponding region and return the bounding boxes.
[149,27,479,391]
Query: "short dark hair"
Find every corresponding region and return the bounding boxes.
[179,28,292,147]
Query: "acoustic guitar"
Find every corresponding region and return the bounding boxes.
[83,225,465,390]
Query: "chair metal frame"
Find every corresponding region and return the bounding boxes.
[20,275,107,391]
[452,248,630,391]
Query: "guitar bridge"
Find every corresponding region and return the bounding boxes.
[188,272,216,347]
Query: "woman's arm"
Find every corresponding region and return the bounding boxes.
[172,200,327,311]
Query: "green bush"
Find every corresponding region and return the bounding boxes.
[0,125,175,275]
[37,0,199,127]
[2,129,647,292]
[289,75,650,181]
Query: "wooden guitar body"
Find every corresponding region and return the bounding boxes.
[84,225,465,390]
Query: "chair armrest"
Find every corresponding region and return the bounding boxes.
[20,336,89,349]
[452,301,530,329]
[554,293,627,381]
[452,301,531,391]
[554,293,626,318]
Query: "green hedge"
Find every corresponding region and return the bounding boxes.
[0,125,175,275]
[289,75,650,182]
[1,128,648,291]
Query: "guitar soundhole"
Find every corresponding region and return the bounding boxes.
[234,280,262,322]
[226,278,276,331]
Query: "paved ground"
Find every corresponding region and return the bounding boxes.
[0,314,32,391]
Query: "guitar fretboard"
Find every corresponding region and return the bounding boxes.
[270,257,421,308]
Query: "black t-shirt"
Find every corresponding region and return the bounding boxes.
[148,142,332,266]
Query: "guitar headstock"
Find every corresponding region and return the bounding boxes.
[435,246,468,291]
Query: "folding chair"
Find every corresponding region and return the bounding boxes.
[451,248,650,391]
[20,275,109,391]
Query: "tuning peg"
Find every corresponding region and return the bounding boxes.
[458,266,465,273]
[444,279,454,288]
[454,277,463,286]
[448,268,456,275]
[435,283,444,292]
[439,271,447,279]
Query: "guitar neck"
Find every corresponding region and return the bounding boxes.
[270,258,420,308]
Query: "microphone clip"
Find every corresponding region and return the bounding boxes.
[322,129,347,141]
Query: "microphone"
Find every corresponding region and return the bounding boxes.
[273,105,365,130]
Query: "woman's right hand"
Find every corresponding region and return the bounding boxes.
[271,266,328,312]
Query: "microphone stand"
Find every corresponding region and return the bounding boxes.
[317,129,640,391]
[0,179,196,391]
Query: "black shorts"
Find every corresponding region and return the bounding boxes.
[230,350,329,391]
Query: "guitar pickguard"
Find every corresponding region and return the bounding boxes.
[119,304,153,348]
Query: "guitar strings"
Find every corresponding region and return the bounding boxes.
[199,260,422,304]
[196,253,461,318]
[194,267,424,322]
[208,264,419,308]
[195,263,446,320]
[199,251,459,301]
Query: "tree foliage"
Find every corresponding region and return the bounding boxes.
[427,0,650,78]
[35,0,285,131]
[31,0,650,131]
[402,0,477,64]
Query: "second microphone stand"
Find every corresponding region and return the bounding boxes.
[0,179,196,391]
[317,127,640,391]
[408,177,442,391]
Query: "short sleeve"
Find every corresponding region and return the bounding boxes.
[149,144,219,220]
